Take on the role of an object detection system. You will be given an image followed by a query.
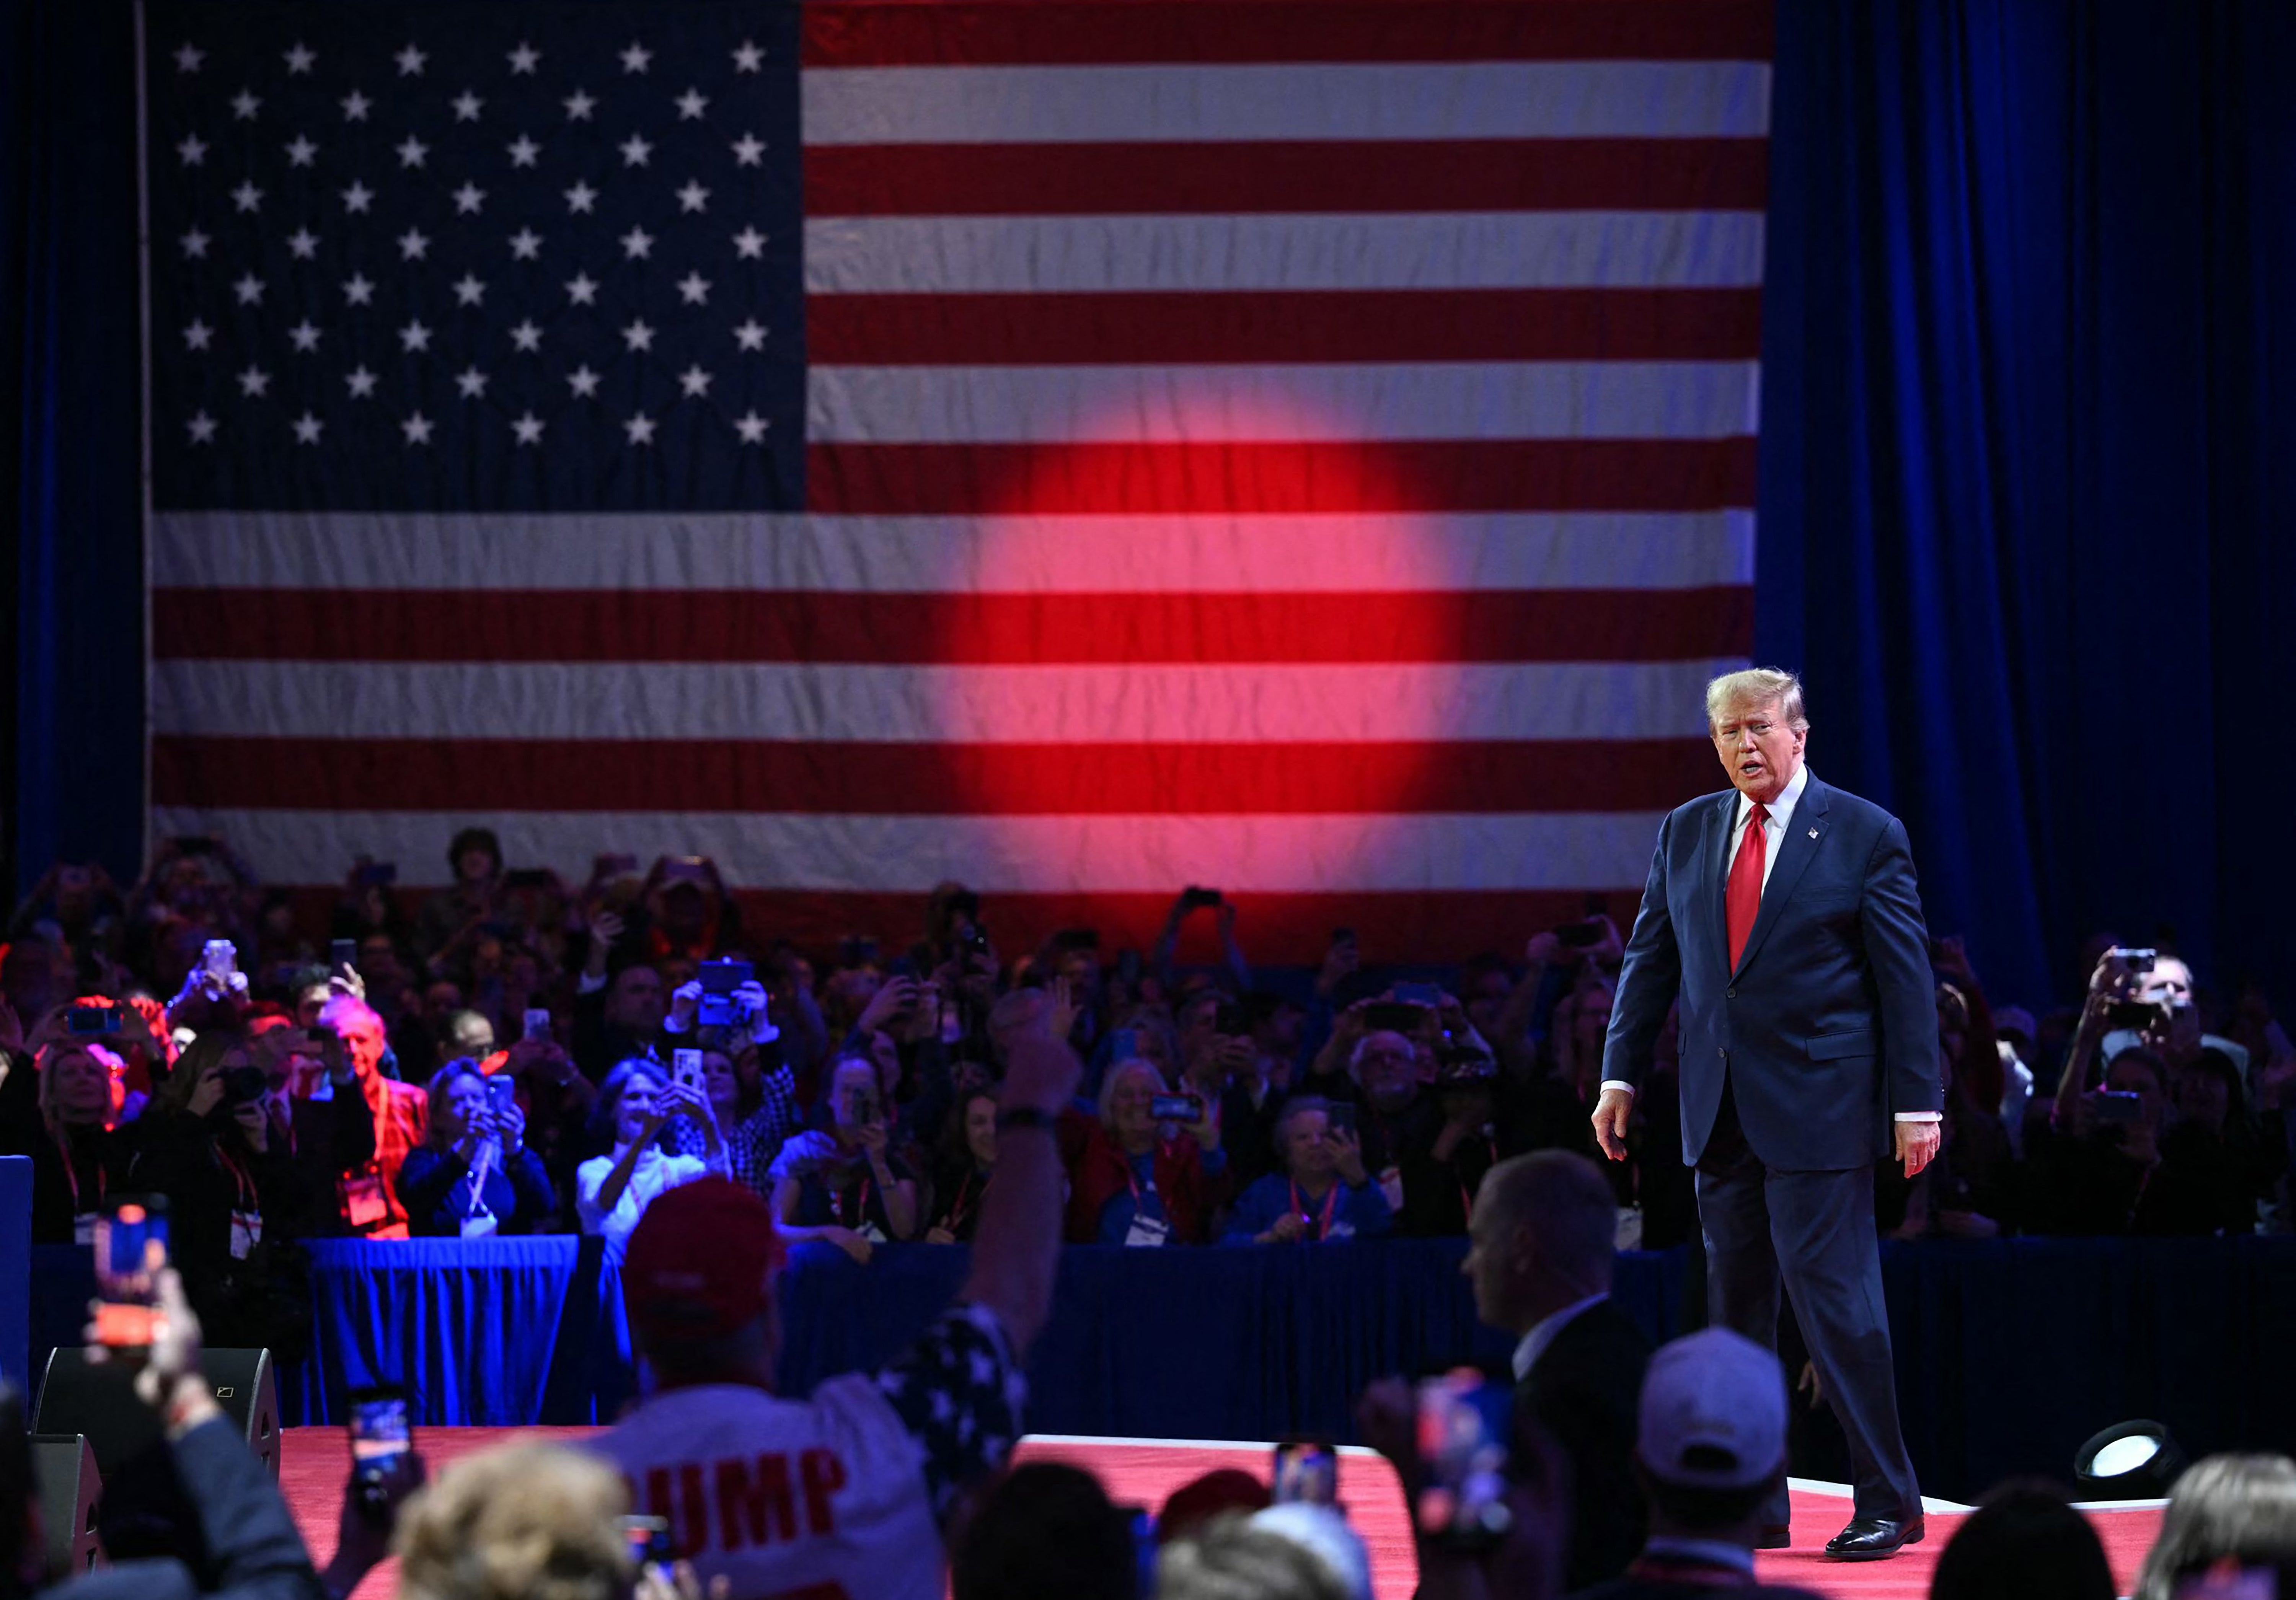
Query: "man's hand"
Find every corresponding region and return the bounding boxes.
[1044,974,1081,1045]
[1003,1023,1081,1116]
[88,1269,220,1432]
[1332,1126,1369,1186]
[1590,1086,1633,1160]
[326,1451,427,1600]
[822,1224,874,1264]
[854,976,916,1037]
[667,979,703,1032]
[1259,1211,1306,1245]
[1316,934,1360,1001]
[1895,1119,1942,1178]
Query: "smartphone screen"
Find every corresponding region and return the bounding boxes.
[485,1075,518,1117]
[1272,1439,1340,1507]
[620,1515,676,1576]
[68,1005,121,1036]
[331,938,359,970]
[522,1007,553,1043]
[348,1389,412,1471]
[672,1048,704,1095]
[1414,1370,1513,1550]
[94,1201,169,1350]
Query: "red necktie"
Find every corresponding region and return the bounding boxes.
[1726,802,1770,970]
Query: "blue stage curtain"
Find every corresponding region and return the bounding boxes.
[1759,0,2296,1005]
[0,0,147,896]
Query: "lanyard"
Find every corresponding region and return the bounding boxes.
[215,1142,257,1213]
[58,1131,103,1214]
[1459,1136,1497,1225]
[1289,1179,1339,1241]
[943,1171,981,1233]
[835,1171,876,1229]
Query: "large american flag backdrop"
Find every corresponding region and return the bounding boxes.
[141,1,1770,963]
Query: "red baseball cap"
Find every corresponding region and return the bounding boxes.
[621,1177,787,1346]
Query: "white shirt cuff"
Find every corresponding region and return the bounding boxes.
[1599,1080,1635,1097]
[1893,1111,1942,1123]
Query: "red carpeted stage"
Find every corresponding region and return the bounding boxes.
[280,1427,2166,1600]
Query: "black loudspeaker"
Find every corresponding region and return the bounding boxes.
[32,1348,280,1481]
[30,1434,104,1578]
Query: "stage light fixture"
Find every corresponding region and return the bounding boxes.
[2073,1419,2187,1501]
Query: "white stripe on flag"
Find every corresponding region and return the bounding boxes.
[801,62,1774,145]
[806,361,1760,444]
[150,510,1758,594]
[803,213,1767,295]
[150,659,1736,743]
[148,807,1672,894]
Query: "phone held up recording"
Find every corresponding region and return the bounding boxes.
[94,1198,170,1356]
[347,1385,413,1522]
[1414,1369,1513,1551]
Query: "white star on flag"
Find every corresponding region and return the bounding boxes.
[509,228,542,260]
[395,44,427,76]
[178,134,207,165]
[677,272,710,305]
[285,136,317,167]
[453,182,486,215]
[398,228,430,261]
[232,181,263,213]
[345,367,378,397]
[452,91,483,122]
[187,410,218,442]
[507,136,540,168]
[288,228,319,259]
[231,89,260,120]
[622,319,655,352]
[402,412,434,443]
[399,319,432,352]
[181,228,210,259]
[731,135,765,166]
[238,365,270,397]
[452,274,486,306]
[508,43,539,75]
[511,412,545,444]
[732,319,767,351]
[620,42,652,74]
[676,89,708,119]
[733,227,766,259]
[620,134,652,167]
[566,273,599,305]
[284,43,315,74]
[621,226,654,259]
[733,411,770,443]
[566,365,600,398]
[183,319,213,351]
[342,181,374,213]
[455,367,488,398]
[343,273,375,305]
[341,91,371,121]
[396,135,429,168]
[679,365,712,397]
[564,90,595,121]
[233,273,264,305]
[509,320,543,352]
[677,181,709,213]
[625,413,656,444]
[565,181,598,213]
[174,42,204,73]
[292,412,324,444]
[732,41,763,72]
[288,320,322,352]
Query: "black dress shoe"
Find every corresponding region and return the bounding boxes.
[1823,1516,1926,1560]
[1755,1525,1792,1550]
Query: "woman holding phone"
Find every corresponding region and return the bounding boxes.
[577,1057,728,1260]
[397,1059,557,1235]
[767,1054,920,1259]
[923,1088,999,1243]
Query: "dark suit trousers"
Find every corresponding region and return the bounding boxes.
[1696,1079,1919,1522]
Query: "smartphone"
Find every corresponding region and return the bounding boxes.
[347,1385,413,1520]
[2104,999,2160,1030]
[1553,921,1602,948]
[330,938,358,970]
[1150,1093,1205,1123]
[1109,1028,1142,1064]
[1327,1103,1357,1135]
[1272,1438,1340,1508]
[1414,1369,1513,1550]
[1393,981,1443,1008]
[1363,1001,1424,1033]
[94,1199,169,1353]
[672,1048,705,1097]
[2108,946,2158,974]
[619,1515,675,1576]
[68,1004,122,1036]
[201,938,238,979]
[2093,1090,2145,1124]
[484,1074,518,1118]
[522,1007,553,1043]
[696,958,755,1028]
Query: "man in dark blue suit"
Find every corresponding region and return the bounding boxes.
[1596,668,1942,1561]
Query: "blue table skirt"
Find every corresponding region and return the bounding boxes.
[28,1235,2296,1503]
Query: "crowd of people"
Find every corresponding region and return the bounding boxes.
[2,828,2292,1356]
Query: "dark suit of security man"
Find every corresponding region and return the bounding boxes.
[1594,669,1941,1562]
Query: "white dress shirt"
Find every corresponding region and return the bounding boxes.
[1603,761,1938,1123]
[1510,1291,1610,1382]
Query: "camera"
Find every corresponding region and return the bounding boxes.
[68,1004,122,1036]
[1434,1045,1500,1086]
[1151,1093,1205,1123]
[695,958,754,1028]
[221,1064,271,1106]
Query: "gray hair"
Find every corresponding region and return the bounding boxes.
[1474,1150,1619,1293]
[1272,1095,1335,1152]
[1097,1057,1168,1128]
[1705,667,1809,733]
[2136,1455,2296,1600]
[1155,1515,1347,1600]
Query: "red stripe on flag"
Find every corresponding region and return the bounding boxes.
[801,3,1775,68]
[151,587,1753,665]
[152,736,1719,815]
[807,439,1759,515]
[810,289,1766,365]
[804,140,1768,216]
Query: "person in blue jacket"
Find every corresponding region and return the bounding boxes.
[1223,1095,1392,1245]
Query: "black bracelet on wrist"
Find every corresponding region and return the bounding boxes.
[996,1106,1057,1132]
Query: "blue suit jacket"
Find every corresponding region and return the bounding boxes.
[1600,771,1943,1171]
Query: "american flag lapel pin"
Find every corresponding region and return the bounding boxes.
[1808,827,1819,839]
